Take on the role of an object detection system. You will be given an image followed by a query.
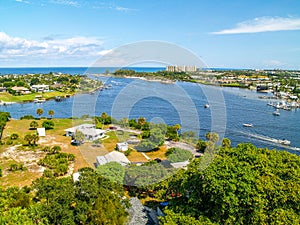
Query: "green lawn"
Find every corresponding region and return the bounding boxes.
[0,91,71,103]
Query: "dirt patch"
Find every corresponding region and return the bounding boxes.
[0,145,46,176]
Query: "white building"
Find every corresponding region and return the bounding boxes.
[11,86,31,94]
[166,65,197,72]
[31,84,50,92]
[65,124,105,141]
[96,151,130,167]
[37,127,46,137]
[116,142,128,151]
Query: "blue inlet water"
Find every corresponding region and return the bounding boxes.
[0,68,299,154]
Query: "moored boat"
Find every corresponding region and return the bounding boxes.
[34,98,46,103]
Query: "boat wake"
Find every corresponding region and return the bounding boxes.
[235,130,300,151]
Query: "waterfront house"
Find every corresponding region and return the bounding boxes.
[11,86,31,94]
[31,84,50,93]
[96,151,130,166]
[65,124,105,141]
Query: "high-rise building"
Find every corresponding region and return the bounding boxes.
[166,65,197,72]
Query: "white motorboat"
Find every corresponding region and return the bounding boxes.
[243,123,253,127]
[34,98,46,103]
[273,110,280,116]
[277,139,291,146]
[204,103,210,108]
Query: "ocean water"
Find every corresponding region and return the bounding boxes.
[0,68,299,154]
[0,67,165,75]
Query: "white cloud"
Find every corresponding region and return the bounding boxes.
[49,0,79,7]
[15,0,30,4]
[0,32,105,59]
[212,16,300,34]
[114,6,137,12]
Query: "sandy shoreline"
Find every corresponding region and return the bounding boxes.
[90,73,176,84]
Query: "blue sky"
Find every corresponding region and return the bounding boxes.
[0,0,300,69]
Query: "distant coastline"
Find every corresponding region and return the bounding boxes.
[0,67,166,75]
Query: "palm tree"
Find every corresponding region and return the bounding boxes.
[205,132,219,143]
[31,134,39,146]
[120,118,129,128]
[222,138,231,148]
[36,108,44,118]
[24,134,33,145]
[51,145,61,154]
[48,110,54,119]
[138,117,146,126]
[30,121,39,130]
[173,124,181,136]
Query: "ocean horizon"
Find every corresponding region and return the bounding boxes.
[0,67,167,75]
[0,67,276,75]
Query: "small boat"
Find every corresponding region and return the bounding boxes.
[0,100,15,106]
[34,98,46,103]
[55,96,63,102]
[273,110,280,116]
[243,123,253,127]
[204,103,209,108]
[278,139,291,146]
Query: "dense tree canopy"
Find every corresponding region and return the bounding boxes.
[157,143,300,224]
[0,169,129,224]
[96,162,125,184]
[165,147,193,163]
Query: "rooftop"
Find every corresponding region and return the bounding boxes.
[96,151,130,166]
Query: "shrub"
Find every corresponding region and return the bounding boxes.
[93,138,102,145]
[6,139,13,145]
[9,163,26,172]
[166,148,193,163]
[42,146,51,152]
[43,169,54,178]
[39,152,75,177]
[20,115,35,120]
[136,140,157,152]
[42,120,54,130]
[10,133,19,140]
[124,148,133,156]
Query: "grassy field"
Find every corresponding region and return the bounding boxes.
[0,118,171,187]
[126,149,148,162]
[145,145,168,160]
[0,91,70,103]
[0,118,91,187]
